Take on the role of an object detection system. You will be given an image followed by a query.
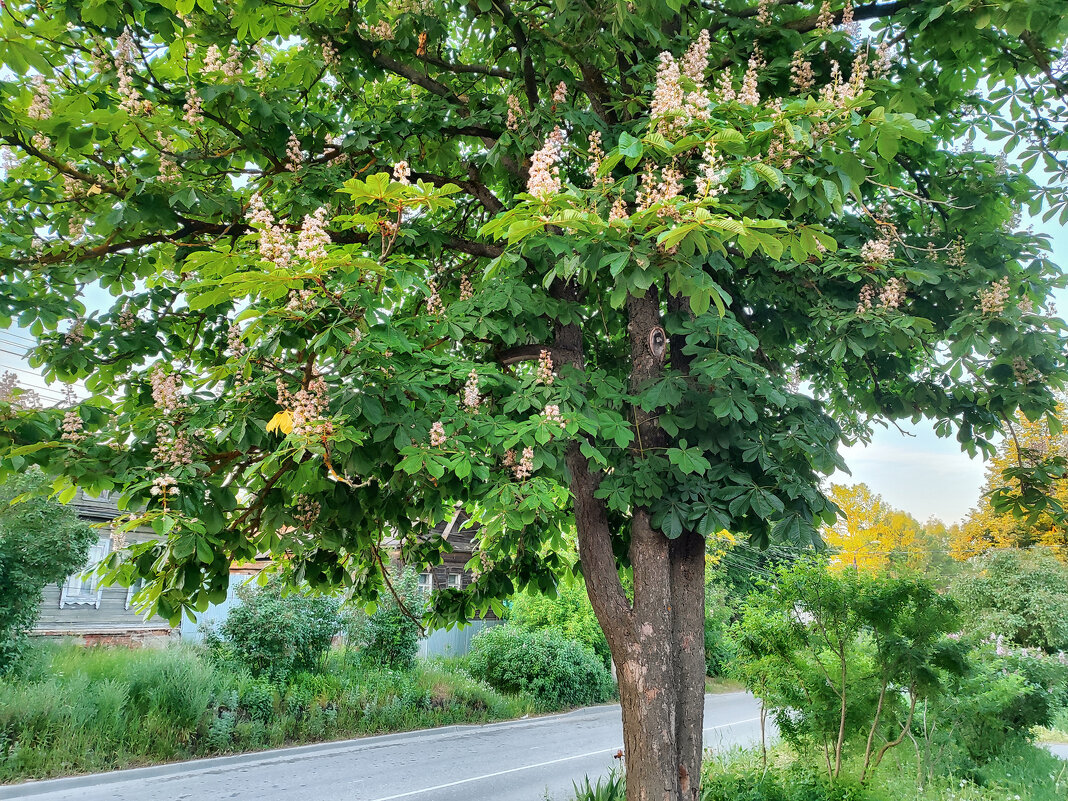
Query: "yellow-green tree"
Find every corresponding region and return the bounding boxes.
[822,483,927,573]
[954,406,1068,563]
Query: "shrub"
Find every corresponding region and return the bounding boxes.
[0,469,95,673]
[467,625,615,710]
[509,574,611,669]
[216,579,341,682]
[345,567,426,671]
[704,579,732,677]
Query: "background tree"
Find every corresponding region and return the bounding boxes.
[949,547,1068,652]
[1,2,1067,798]
[954,404,1068,562]
[0,468,94,673]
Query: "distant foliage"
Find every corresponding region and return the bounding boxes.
[950,547,1068,652]
[0,469,94,673]
[953,405,1068,562]
[214,579,340,682]
[345,567,426,671]
[467,625,615,710]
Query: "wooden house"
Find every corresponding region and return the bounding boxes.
[32,489,177,646]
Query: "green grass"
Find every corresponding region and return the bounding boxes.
[704,676,745,694]
[568,742,1068,801]
[0,642,536,783]
[1035,706,1068,744]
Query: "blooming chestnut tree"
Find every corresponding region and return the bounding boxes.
[1,1,1067,798]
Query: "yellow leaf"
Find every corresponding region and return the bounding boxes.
[87,184,102,196]
[267,410,293,434]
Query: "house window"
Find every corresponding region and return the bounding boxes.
[59,535,111,609]
[447,573,462,590]
[418,572,433,596]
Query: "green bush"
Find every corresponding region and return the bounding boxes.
[0,469,95,673]
[950,548,1068,653]
[704,579,732,677]
[215,579,341,682]
[346,567,426,671]
[509,575,611,669]
[467,625,615,710]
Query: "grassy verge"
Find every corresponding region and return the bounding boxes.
[0,642,536,783]
[1036,707,1068,743]
[569,742,1068,801]
[704,676,744,694]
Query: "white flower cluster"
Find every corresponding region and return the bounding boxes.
[506,95,523,132]
[856,278,907,313]
[542,403,565,429]
[1013,357,1041,384]
[287,288,316,311]
[27,75,51,120]
[977,276,1010,315]
[203,44,244,80]
[738,49,765,106]
[513,446,535,480]
[153,424,195,467]
[247,193,293,268]
[459,274,474,301]
[150,367,184,413]
[64,319,85,346]
[296,206,331,263]
[552,81,568,104]
[253,43,270,79]
[366,19,394,40]
[393,159,411,185]
[61,409,85,444]
[426,279,443,315]
[790,50,815,94]
[227,323,246,356]
[115,28,151,115]
[118,303,136,330]
[636,164,682,215]
[756,0,774,25]
[429,421,446,447]
[816,0,834,32]
[695,144,725,197]
[527,127,566,199]
[840,0,860,39]
[150,474,178,499]
[860,236,894,265]
[462,370,481,411]
[536,349,554,385]
[157,131,180,184]
[586,131,604,181]
[321,39,339,69]
[946,237,967,267]
[650,33,711,136]
[609,197,629,221]
[278,374,332,438]
[285,133,303,171]
[183,88,203,126]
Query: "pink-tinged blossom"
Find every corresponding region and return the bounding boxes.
[977,276,1010,314]
[227,323,246,356]
[536,349,554,385]
[946,237,967,267]
[31,133,51,151]
[816,0,834,32]
[277,373,332,438]
[608,197,629,221]
[459,274,474,301]
[430,421,446,447]
[153,424,195,467]
[426,279,443,315]
[738,49,764,106]
[513,446,534,480]
[586,130,604,181]
[223,48,243,79]
[296,206,331,263]
[462,369,481,411]
[715,69,737,103]
[64,319,85,346]
[878,277,906,309]
[204,44,224,72]
[790,50,815,94]
[246,193,294,268]
[682,30,711,85]
[183,88,203,126]
[321,39,339,69]
[285,133,303,171]
[650,52,686,134]
[150,366,184,413]
[840,0,860,38]
[27,75,51,120]
[542,403,565,429]
[872,42,893,79]
[506,95,523,131]
[150,474,178,499]
[552,81,568,104]
[61,409,85,444]
[295,495,321,529]
[393,159,411,185]
[755,0,773,25]
[527,127,566,199]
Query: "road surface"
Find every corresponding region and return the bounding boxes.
[2,692,764,801]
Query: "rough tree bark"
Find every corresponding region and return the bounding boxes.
[557,280,707,801]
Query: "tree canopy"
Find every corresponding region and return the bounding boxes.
[1,2,1066,796]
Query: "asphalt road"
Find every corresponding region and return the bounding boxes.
[2,692,765,801]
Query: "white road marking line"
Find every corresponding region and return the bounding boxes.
[366,716,762,801]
